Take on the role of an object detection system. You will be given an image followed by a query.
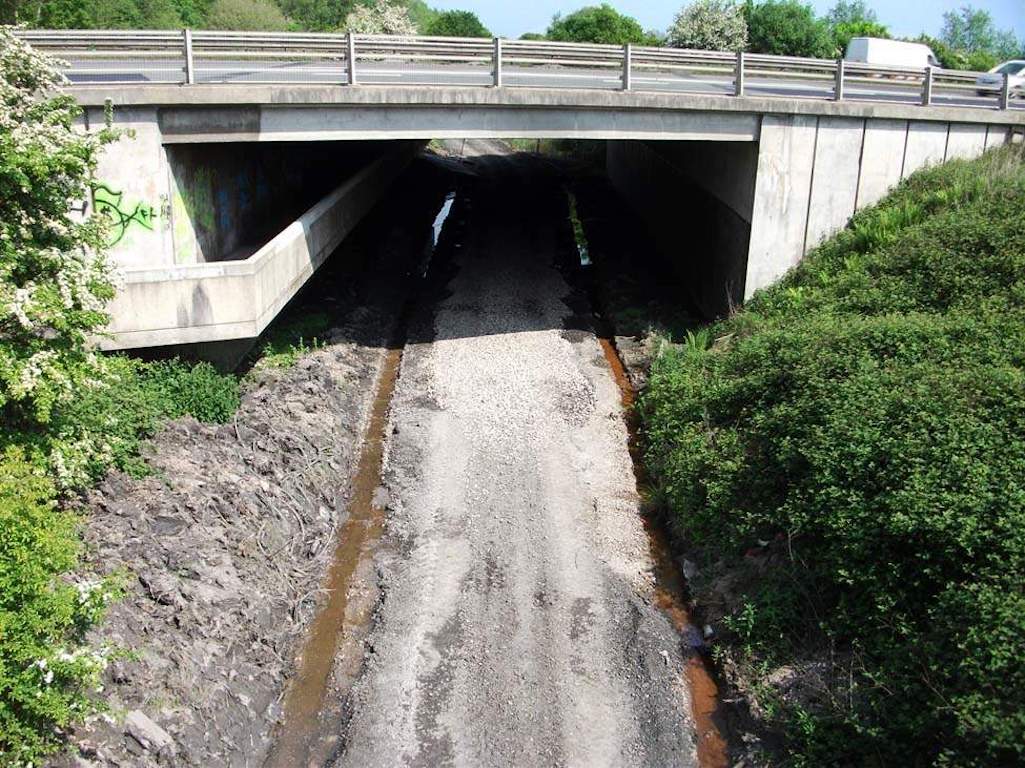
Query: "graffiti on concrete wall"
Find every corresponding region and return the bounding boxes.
[92,183,158,246]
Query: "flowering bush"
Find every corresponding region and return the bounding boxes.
[342,1,417,36]
[668,0,748,52]
[0,26,118,429]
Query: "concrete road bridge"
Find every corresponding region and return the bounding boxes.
[19,30,1025,352]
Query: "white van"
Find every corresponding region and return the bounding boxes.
[845,38,941,70]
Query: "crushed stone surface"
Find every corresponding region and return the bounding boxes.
[333,152,698,767]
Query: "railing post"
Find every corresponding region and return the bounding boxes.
[622,42,632,91]
[921,66,933,106]
[999,71,1010,110]
[183,28,194,85]
[492,37,502,87]
[346,32,357,86]
[734,50,745,96]
[833,57,845,101]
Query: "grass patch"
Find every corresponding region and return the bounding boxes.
[250,310,332,369]
[640,145,1025,765]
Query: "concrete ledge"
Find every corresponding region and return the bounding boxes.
[70,84,1025,129]
[101,141,421,349]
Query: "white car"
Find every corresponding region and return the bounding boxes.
[976,60,1025,97]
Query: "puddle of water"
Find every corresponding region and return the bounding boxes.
[264,344,402,768]
[432,192,456,249]
[418,191,457,278]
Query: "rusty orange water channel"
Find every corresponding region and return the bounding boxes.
[597,336,729,768]
[265,344,402,767]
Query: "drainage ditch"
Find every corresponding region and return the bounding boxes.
[264,186,461,767]
[567,182,730,768]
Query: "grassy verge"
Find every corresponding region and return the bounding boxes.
[248,310,332,369]
[639,145,1025,764]
[0,357,239,765]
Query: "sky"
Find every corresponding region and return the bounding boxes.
[425,0,1025,41]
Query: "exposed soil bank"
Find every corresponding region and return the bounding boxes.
[56,159,447,768]
[329,147,699,766]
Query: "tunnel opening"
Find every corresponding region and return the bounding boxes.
[243,139,737,766]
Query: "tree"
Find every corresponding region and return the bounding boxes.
[343,0,416,35]
[172,0,215,26]
[941,5,1021,61]
[425,9,490,38]
[824,0,888,53]
[7,0,186,28]
[519,32,546,40]
[206,0,288,30]
[546,4,648,45]
[830,19,888,53]
[745,0,835,58]
[276,0,354,31]
[403,0,438,33]
[825,0,876,26]
[668,0,748,52]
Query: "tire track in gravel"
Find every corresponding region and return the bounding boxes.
[332,149,699,768]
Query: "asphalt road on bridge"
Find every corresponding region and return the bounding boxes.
[63,56,1024,111]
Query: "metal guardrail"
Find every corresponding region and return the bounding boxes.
[14,29,1021,110]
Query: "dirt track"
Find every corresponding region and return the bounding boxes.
[331,149,698,767]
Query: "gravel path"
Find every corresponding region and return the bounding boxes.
[333,151,698,767]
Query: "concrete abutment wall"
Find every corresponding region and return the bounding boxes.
[608,117,1012,315]
[745,116,1011,299]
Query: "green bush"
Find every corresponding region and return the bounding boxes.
[424,9,490,38]
[205,0,289,31]
[640,146,1025,764]
[3,356,241,489]
[546,4,649,45]
[745,0,835,58]
[0,450,121,765]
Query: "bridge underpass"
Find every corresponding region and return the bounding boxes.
[76,84,1023,355]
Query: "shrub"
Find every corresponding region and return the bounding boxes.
[640,146,1025,763]
[744,0,834,58]
[205,0,289,31]
[668,0,748,52]
[546,4,649,46]
[343,1,417,36]
[424,9,490,38]
[0,27,117,429]
[0,449,121,765]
